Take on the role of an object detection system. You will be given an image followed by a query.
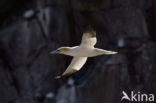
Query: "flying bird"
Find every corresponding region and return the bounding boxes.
[50,25,117,79]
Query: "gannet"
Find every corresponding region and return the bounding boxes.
[50,25,117,79]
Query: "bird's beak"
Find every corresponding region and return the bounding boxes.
[50,50,59,54]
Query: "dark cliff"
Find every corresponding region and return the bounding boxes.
[0,0,156,103]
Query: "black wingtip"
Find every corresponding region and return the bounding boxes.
[84,25,94,33]
[83,24,96,37]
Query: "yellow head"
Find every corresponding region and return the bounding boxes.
[50,47,70,54]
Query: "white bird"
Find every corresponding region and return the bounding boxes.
[50,25,117,79]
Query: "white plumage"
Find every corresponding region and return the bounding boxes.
[51,25,117,78]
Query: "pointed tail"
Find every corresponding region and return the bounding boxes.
[103,50,118,55]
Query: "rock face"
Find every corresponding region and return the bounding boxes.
[0,0,156,103]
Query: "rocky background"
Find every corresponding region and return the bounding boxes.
[0,0,156,103]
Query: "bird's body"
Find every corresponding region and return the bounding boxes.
[62,46,115,57]
[50,25,117,78]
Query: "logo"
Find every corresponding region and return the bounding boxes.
[121,91,154,102]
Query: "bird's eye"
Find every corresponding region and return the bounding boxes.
[57,49,60,52]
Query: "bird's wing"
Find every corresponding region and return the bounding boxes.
[55,57,87,78]
[80,25,97,48]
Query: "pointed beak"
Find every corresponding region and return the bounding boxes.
[50,50,59,54]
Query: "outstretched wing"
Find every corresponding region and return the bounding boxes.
[55,57,87,79]
[80,25,97,48]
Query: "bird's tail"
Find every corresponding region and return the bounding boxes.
[103,50,118,55]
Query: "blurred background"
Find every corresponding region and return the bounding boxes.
[0,0,156,103]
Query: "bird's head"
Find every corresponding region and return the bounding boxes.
[50,47,70,54]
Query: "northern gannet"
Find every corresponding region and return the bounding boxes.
[50,25,117,78]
